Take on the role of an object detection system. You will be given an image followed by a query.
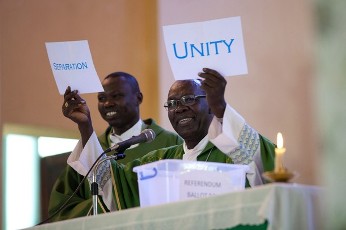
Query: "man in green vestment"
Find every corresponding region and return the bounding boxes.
[48,72,183,222]
[64,68,276,211]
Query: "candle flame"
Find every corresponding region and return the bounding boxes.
[277,132,284,148]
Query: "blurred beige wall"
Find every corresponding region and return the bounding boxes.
[158,0,318,186]
[1,0,158,136]
[316,0,346,228]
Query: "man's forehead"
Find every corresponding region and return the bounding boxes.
[168,79,202,97]
[103,77,131,88]
[172,79,201,88]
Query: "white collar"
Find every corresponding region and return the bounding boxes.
[182,135,209,161]
[109,119,144,148]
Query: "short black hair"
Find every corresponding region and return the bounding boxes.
[104,72,140,93]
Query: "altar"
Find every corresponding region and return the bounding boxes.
[27,183,324,230]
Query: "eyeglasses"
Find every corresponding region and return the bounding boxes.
[164,95,206,111]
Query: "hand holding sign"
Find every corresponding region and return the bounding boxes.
[163,16,248,80]
[198,68,227,118]
[45,40,104,95]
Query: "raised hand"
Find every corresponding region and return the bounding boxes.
[198,68,227,118]
[62,86,90,123]
[62,86,93,146]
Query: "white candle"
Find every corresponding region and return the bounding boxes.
[274,132,286,172]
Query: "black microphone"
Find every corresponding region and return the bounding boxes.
[104,129,156,153]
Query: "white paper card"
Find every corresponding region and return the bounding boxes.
[163,16,248,80]
[45,40,104,95]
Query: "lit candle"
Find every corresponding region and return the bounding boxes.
[274,132,286,172]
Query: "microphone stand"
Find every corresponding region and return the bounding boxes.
[91,152,125,216]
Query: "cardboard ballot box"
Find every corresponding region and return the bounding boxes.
[133,159,250,207]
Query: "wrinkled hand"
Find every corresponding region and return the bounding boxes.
[198,68,227,118]
[62,86,91,125]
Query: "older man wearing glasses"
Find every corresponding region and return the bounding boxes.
[64,68,276,211]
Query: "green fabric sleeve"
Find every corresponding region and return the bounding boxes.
[47,165,109,222]
[259,135,276,172]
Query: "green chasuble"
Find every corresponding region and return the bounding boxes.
[48,119,183,222]
[110,135,275,210]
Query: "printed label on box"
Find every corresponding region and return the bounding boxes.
[179,170,233,200]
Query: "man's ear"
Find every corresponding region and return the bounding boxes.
[137,92,143,105]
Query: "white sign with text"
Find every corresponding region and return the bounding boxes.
[163,16,248,80]
[45,40,103,95]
